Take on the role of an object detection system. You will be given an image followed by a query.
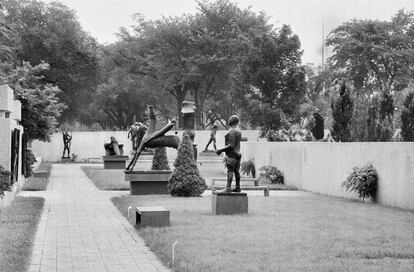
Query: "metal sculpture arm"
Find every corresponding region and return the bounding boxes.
[125,106,180,171]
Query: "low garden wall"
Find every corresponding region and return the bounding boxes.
[31,130,261,162]
[241,142,414,210]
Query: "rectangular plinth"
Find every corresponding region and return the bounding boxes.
[212,193,248,215]
[103,155,128,169]
[132,206,170,227]
[125,170,171,195]
[61,157,71,163]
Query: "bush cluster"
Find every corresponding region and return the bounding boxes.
[342,163,378,202]
[0,165,12,197]
[241,159,256,178]
[259,165,284,184]
[168,133,207,197]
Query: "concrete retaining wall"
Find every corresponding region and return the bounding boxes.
[32,130,261,162]
[241,142,414,210]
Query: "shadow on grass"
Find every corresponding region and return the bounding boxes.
[0,197,44,272]
[81,166,129,190]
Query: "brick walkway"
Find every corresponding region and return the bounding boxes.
[22,164,170,272]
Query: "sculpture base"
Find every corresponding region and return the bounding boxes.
[125,170,171,195]
[61,157,71,163]
[212,192,248,215]
[103,155,129,169]
[128,206,170,227]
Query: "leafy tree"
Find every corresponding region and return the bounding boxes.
[0,61,66,142]
[2,0,99,123]
[331,83,353,142]
[401,92,414,141]
[168,132,207,197]
[0,9,13,60]
[326,10,414,94]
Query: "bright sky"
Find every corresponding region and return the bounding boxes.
[45,0,414,65]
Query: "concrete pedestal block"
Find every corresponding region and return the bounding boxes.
[212,192,248,215]
[130,206,170,227]
[103,155,128,169]
[125,170,171,195]
[61,157,71,163]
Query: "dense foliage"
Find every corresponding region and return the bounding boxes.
[342,163,378,202]
[151,147,170,171]
[241,159,256,178]
[0,165,12,196]
[401,92,414,141]
[259,165,284,184]
[168,133,207,197]
[331,83,353,142]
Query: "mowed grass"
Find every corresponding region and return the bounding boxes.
[81,166,129,190]
[0,197,44,272]
[112,193,414,272]
[22,162,52,191]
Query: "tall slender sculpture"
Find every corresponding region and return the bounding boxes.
[126,106,180,171]
[62,131,72,158]
[181,101,197,161]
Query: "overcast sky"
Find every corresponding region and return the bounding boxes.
[45,0,414,65]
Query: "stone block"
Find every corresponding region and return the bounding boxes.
[12,100,21,121]
[102,155,128,169]
[212,192,248,215]
[61,157,71,163]
[125,170,171,195]
[135,206,170,227]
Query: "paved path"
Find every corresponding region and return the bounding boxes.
[22,164,170,272]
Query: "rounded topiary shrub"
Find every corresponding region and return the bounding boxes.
[0,165,12,197]
[151,147,170,170]
[168,132,207,197]
[259,165,284,184]
[342,163,378,202]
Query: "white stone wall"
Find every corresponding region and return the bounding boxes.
[0,85,24,183]
[31,130,261,162]
[241,142,414,210]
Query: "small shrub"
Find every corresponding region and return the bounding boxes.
[0,165,12,197]
[152,147,170,170]
[342,163,378,202]
[25,149,37,178]
[168,132,207,197]
[241,159,256,178]
[259,165,284,184]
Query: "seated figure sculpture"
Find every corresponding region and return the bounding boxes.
[104,136,124,156]
[125,105,180,171]
[216,115,242,193]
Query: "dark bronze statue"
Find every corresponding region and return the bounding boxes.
[62,132,72,158]
[104,136,124,156]
[126,106,180,171]
[204,123,217,151]
[216,115,242,193]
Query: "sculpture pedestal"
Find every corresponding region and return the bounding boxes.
[103,155,128,169]
[212,192,248,215]
[128,206,170,227]
[125,170,171,195]
[61,157,71,163]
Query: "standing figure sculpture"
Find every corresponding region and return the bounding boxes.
[126,106,180,171]
[216,115,242,193]
[128,122,140,151]
[62,132,72,158]
[204,124,218,151]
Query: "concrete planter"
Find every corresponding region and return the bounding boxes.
[125,170,172,195]
[103,155,129,169]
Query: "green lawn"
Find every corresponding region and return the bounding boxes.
[0,197,44,272]
[81,166,129,190]
[112,193,414,272]
[22,162,52,191]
